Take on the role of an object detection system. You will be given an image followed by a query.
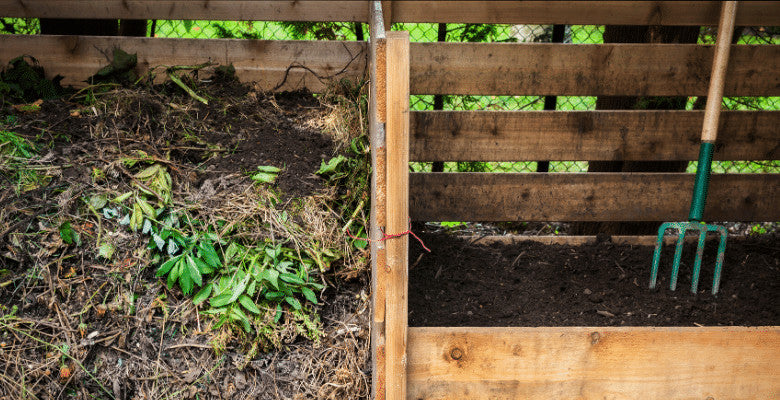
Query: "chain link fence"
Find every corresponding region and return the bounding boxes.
[1,17,777,175]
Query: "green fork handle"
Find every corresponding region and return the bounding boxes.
[689,141,714,222]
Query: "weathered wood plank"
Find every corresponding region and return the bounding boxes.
[384,31,410,400]
[391,1,780,25]
[0,35,366,91]
[3,1,779,26]
[409,43,780,96]
[0,1,368,21]
[408,326,780,400]
[410,110,780,161]
[409,173,780,222]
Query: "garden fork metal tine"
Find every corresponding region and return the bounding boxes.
[690,226,707,293]
[649,222,670,290]
[711,225,728,295]
[669,225,687,291]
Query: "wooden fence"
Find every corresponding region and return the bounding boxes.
[2,1,779,399]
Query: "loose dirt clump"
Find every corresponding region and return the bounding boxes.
[1,75,370,399]
[409,231,779,327]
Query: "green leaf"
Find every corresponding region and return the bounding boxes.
[301,287,317,304]
[179,271,193,295]
[130,204,143,232]
[152,233,165,250]
[301,287,318,304]
[316,155,346,175]
[113,191,133,203]
[134,164,160,179]
[103,207,120,219]
[251,172,277,184]
[285,296,302,310]
[193,257,214,275]
[97,242,115,260]
[157,255,180,276]
[238,295,261,314]
[119,214,131,226]
[262,269,279,289]
[59,222,77,245]
[193,283,213,305]
[142,219,152,234]
[230,306,252,333]
[274,304,283,323]
[227,274,250,304]
[167,261,180,288]
[264,291,284,301]
[280,273,305,285]
[198,241,221,268]
[201,306,226,316]
[89,194,107,210]
[186,256,203,287]
[246,280,257,297]
[137,197,155,218]
[256,165,281,173]
[167,239,179,255]
[225,242,241,262]
[277,281,293,296]
[210,293,234,308]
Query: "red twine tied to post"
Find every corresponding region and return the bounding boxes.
[346,223,431,252]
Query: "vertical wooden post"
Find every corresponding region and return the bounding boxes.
[384,30,409,400]
[381,1,393,31]
[368,2,388,399]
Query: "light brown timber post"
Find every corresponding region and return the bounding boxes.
[384,31,410,400]
[368,1,388,399]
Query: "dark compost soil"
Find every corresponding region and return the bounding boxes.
[409,232,779,327]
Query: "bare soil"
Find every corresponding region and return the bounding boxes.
[409,232,779,327]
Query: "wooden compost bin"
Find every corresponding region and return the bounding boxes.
[367,2,780,399]
[1,1,778,399]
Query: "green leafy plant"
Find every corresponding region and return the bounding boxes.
[154,230,221,295]
[194,241,323,333]
[0,130,50,193]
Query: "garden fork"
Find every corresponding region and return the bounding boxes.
[650,1,737,295]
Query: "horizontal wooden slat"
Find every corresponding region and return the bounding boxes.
[410,43,780,96]
[411,110,780,161]
[4,1,779,26]
[0,35,366,91]
[0,1,368,21]
[408,326,780,400]
[409,173,780,222]
[391,1,780,25]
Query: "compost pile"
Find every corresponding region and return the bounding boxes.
[1,65,370,399]
[409,232,779,327]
